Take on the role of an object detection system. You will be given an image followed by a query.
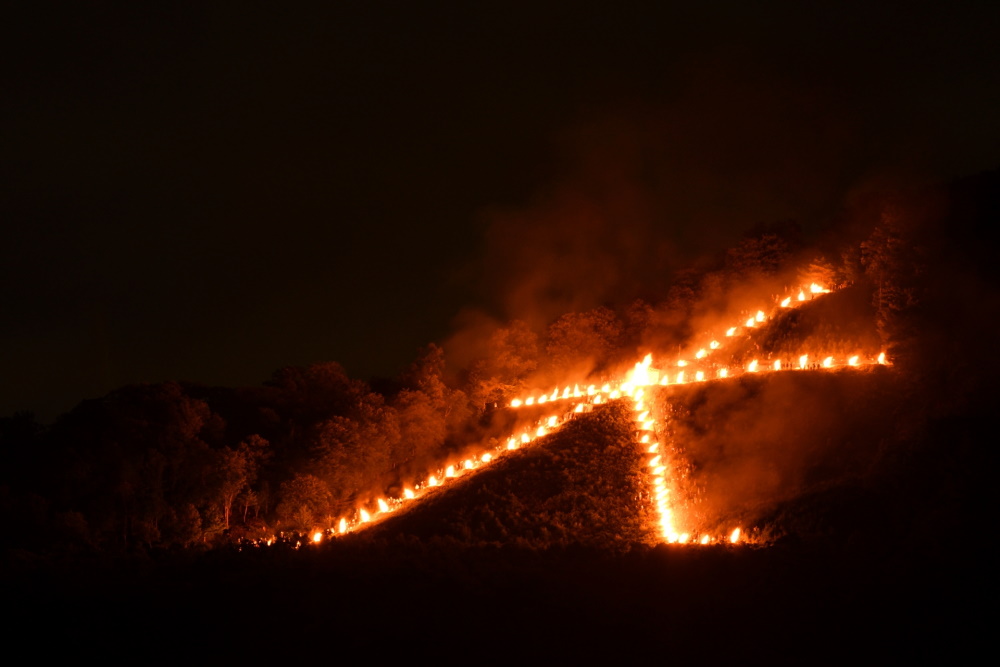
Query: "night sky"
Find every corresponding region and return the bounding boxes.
[4,2,999,420]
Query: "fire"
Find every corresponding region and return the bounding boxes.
[290,278,888,548]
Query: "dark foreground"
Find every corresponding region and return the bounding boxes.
[4,530,985,662]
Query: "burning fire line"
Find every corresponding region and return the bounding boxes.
[250,282,887,549]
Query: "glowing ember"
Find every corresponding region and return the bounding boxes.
[695,349,706,359]
[710,340,720,349]
[718,368,728,378]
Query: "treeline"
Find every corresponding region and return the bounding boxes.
[2,167,997,556]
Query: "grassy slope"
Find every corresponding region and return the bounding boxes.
[362,399,658,549]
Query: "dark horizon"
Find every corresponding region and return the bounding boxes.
[4,2,1000,420]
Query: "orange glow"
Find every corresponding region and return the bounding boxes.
[318,279,875,546]
[312,531,322,543]
[878,352,886,364]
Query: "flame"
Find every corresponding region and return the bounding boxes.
[312,531,322,543]
[312,280,882,547]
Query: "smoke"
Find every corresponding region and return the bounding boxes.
[660,369,900,535]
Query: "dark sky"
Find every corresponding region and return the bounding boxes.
[3,1,999,420]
